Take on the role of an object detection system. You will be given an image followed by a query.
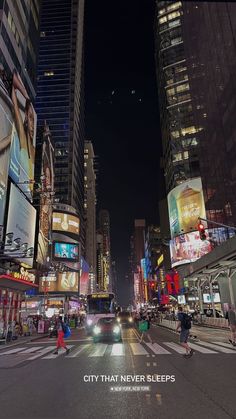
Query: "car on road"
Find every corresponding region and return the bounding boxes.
[93,317,121,343]
[117,311,134,327]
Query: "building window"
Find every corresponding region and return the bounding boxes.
[176,83,189,93]
[168,11,181,21]
[44,71,54,76]
[167,2,182,12]
[159,16,167,24]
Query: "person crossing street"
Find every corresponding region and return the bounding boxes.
[53,316,70,355]
[176,306,194,358]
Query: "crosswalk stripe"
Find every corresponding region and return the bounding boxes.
[0,347,26,355]
[212,341,236,350]
[42,345,74,359]
[130,343,148,355]
[66,344,91,358]
[196,341,236,354]
[188,342,217,354]
[111,343,125,356]
[88,344,108,357]
[27,346,56,360]
[163,342,186,354]
[18,347,42,354]
[145,343,170,355]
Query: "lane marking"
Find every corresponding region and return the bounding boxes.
[212,341,236,350]
[88,344,108,357]
[0,347,26,355]
[111,343,125,356]
[27,346,56,360]
[188,342,217,354]
[163,342,186,354]
[146,343,171,355]
[66,344,91,358]
[130,343,149,355]
[146,362,150,366]
[42,345,74,359]
[196,341,236,354]
[153,362,157,366]
[17,347,43,354]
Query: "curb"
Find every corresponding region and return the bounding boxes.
[0,333,49,351]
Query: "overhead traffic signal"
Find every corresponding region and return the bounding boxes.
[198,221,207,240]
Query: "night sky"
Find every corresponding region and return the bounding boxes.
[84,0,162,303]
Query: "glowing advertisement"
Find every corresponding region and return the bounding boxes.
[37,124,54,264]
[5,183,36,267]
[203,293,221,303]
[0,77,12,226]
[52,212,80,235]
[39,271,79,292]
[53,242,79,261]
[9,71,37,199]
[170,231,212,268]
[168,177,206,238]
[80,256,90,295]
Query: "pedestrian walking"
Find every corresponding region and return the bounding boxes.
[139,312,153,344]
[53,316,70,355]
[176,306,194,358]
[226,304,236,346]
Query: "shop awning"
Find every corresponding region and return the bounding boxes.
[0,275,38,292]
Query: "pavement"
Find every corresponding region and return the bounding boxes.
[0,324,235,419]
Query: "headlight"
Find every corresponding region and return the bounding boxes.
[87,319,92,326]
[128,318,133,323]
[117,318,121,323]
[93,326,101,335]
[113,326,120,334]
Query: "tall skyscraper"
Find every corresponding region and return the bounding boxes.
[84,141,97,291]
[98,209,112,292]
[36,0,85,247]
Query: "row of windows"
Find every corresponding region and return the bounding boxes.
[7,10,20,46]
[166,82,189,96]
[158,2,182,16]
[159,10,182,25]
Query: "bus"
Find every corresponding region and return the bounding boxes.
[86,292,116,332]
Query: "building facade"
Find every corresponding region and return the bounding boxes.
[98,210,112,292]
[84,141,97,292]
[36,0,85,248]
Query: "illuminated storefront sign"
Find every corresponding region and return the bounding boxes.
[9,267,35,283]
[157,254,164,266]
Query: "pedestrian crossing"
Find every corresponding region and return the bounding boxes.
[0,340,236,361]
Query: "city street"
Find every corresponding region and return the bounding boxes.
[0,325,235,419]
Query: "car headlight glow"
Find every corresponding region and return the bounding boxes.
[93,326,101,335]
[117,318,120,322]
[113,326,120,334]
[128,317,133,322]
[87,319,92,326]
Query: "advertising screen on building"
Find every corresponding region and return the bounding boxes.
[80,256,90,295]
[57,272,79,292]
[53,242,79,261]
[37,124,54,265]
[52,212,80,235]
[168,177,206,239]
[5,183,36,267]
[203,293,221,303]
[170,231,212,268]
[8,71,37,199]
[0,78,13,227]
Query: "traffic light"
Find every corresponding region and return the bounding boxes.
[198,222,207,240]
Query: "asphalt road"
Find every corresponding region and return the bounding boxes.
[0,325,235,419]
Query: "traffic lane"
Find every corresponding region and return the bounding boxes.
[0,343,147,419]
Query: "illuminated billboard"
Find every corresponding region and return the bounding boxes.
[80,257,90,295]
[53,242,79,261]
[52,212,80,235]
[168,177,206,238]
[0,78,13,226]
[39,272,79,293]
[170,231,212,268]
[5,183,36,267]
[9,71,37,199]
[37,124,54,264]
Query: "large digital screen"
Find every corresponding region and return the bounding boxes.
[80,256,89,295]
[203,293,221,303]
[0,76,13,226]
[9,71,37,199]
[170,231,212,268]
[52,212,80,235]
[168,177,206,238]
[37,124,54,264]
[57,272,79,292]
[5,183,37,267]
[53,242,79,261]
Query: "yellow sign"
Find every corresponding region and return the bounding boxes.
[90,293,109,299]
[157,254,164,266]
[10,267,35,283]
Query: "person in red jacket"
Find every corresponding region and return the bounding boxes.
[53,316,70,355]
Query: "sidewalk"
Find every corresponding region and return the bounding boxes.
[0,332,49,351]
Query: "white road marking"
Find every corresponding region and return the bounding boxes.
[88,344,108,357]
[153,362,157,366]
[146,362,150,366]
[111,343,125,356]
[163,342,186,354]
[27,346,56,360]
[42,345,74,359]
[212,341,236,350]
[130,343,148,355]
[18,347,43,354]
[188,342,217,354]
[146,343,171,355]
[196,341,236,353]
[66,344,91,358]
[0,347,26,355]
